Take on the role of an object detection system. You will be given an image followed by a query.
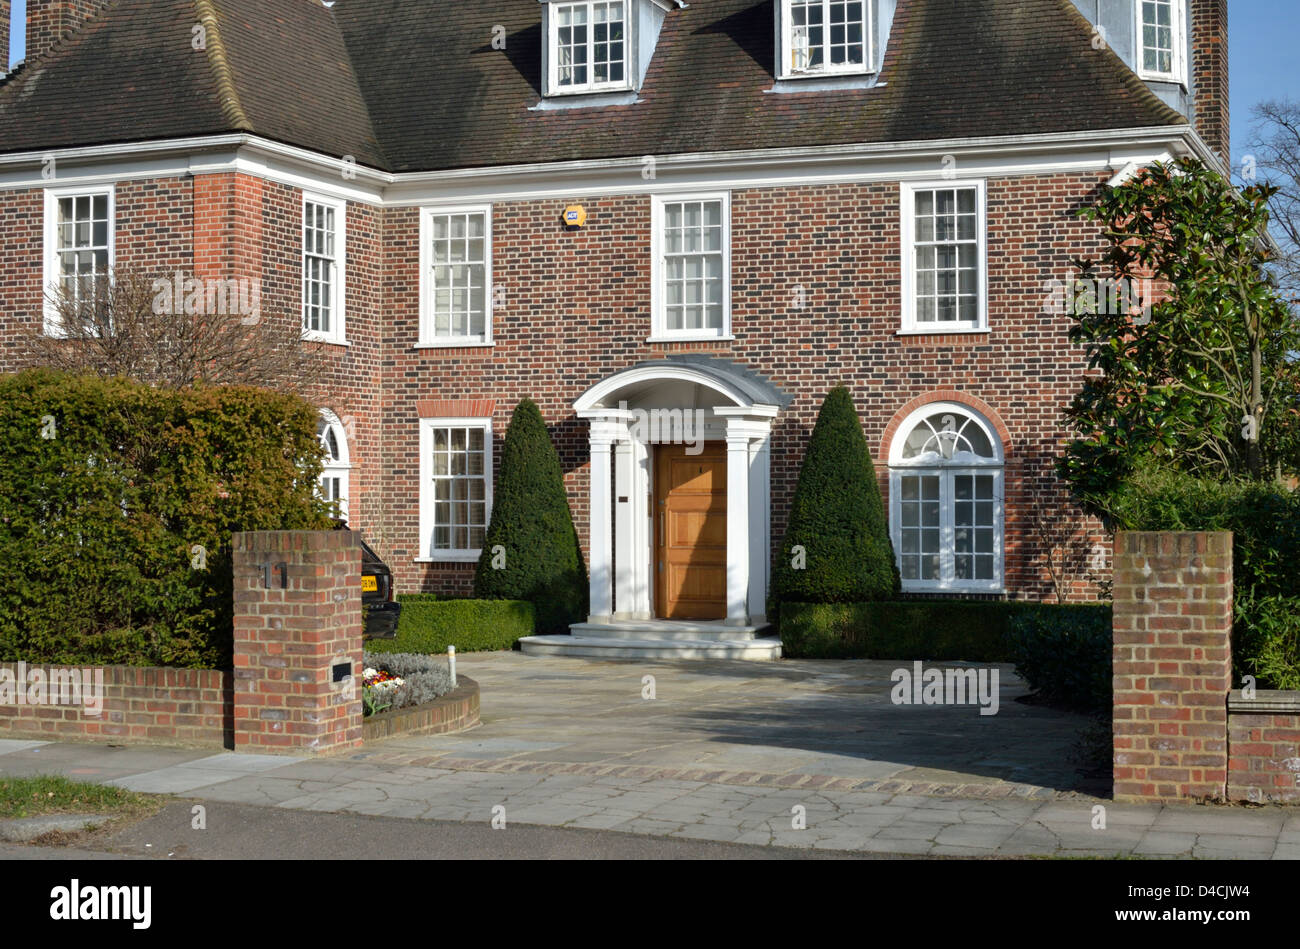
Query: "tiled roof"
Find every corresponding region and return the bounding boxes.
[0,0,1186,173]
[0,0,385,166]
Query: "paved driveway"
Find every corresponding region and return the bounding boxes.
[7,654,1297,858]
[373,652,1105,798]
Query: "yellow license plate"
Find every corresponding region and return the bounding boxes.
[361,576,378,593]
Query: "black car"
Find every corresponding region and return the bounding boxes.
[334,520,401,640]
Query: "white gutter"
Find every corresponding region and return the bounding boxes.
[0,125,1195,181]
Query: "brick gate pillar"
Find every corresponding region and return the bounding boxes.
[232,530,363,754]
[1112,531,1233,803]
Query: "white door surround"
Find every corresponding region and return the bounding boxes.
[573,358,788,628]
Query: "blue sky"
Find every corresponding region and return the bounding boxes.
[5,0,1299,162]
[1229,0,1300,164]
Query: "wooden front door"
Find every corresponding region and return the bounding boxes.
[654,444,727,619]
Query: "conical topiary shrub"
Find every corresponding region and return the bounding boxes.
[771,386,900,604]
[473,399,588,633]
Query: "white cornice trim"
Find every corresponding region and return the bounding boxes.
[0,125,1199,205]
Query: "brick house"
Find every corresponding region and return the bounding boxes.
[0,0,1229,652]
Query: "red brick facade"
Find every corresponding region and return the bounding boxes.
[1190,0,1230,162]
[1112,531,1234,803]
[382,174,1112,602]
[0,165,1123,603]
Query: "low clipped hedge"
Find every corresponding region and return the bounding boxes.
[365,595,535,655]
[778,599,1112,662]
[1006,606,1113,713]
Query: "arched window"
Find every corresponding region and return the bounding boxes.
[317,410,351,520]
[888,402,1003,592]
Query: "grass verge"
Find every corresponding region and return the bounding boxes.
[0,774,160,821]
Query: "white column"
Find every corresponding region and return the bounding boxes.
[748,433,771,623]
[724,428,751,627]
[587,430,615,623]
[631,437,653,619]
[613,437,635,619]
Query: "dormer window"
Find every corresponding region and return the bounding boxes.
[549,1,630,94]
[1136,0,1185,84]
[779,0,872,79]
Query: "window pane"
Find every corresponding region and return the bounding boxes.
[428,424,490,552]
[661,199,725,335]
[428,212,489,339]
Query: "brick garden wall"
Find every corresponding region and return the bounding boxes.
[1112,531,1233,803]
[1227,692,1300,804]
[0,663,230,746]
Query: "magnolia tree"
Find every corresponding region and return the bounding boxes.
[1060,157,1300,504]
[25,267,328,392]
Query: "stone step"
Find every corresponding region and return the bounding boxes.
[568,620,769,642]
[519,634,783,661]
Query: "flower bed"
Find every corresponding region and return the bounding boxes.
[360,651,453,718]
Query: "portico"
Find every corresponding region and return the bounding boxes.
[571,356,790,631]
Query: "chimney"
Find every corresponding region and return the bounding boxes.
[1190,0,1230,164]
[1,0,10,73]
[25,0,108,67]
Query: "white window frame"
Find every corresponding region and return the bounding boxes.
[1135,0,1186,85]
[888,402,1004,593]
[899,179,988,334]
[301,191,347,344]
[649,191,733,342]
[547,0,633,96]
[42,184,116,338]
[778,0,873,80]
[416,417,494,563]
[417,204,494,348]
[317,409,352,521]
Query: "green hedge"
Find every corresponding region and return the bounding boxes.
[778,599,1112,662]
[365,595,535,655]
[1006,606,1113,713]
[1099,467,1300,689]
[0,369,332,669]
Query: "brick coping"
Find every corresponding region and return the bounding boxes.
[362,676,479,742]
[1228,690,1300,714]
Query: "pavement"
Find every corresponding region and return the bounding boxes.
[1,800,870,860]
[0,652,1296,859]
